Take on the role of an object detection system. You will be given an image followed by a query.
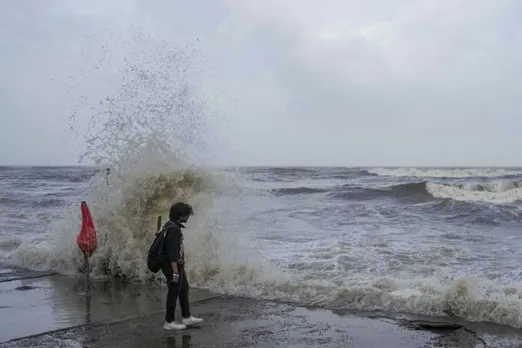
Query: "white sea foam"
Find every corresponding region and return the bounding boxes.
[426,181,522,204]
[369,167,522,178]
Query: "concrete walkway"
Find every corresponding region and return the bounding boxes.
[2,295,503,348]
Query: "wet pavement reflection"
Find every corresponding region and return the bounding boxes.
[0,272,214,342]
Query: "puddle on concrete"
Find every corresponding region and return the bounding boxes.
[0,274,214,342]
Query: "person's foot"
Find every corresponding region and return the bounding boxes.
[163,322,187,330]
[182,316,203,326]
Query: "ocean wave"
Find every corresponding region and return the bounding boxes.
[0,27,265,289]
[0,168,98,183]
[228,167,319,182]
[0,197,68,208]
[271,187,330,196]
[391,180,522,204]
[328,180,522,205]
[203,272,522,330]
[426,181,522,204]
[241,167,375,182]
[22,167,218,279]
[368,167,522,178]
[356,169,379,177]
[326,182,433,204]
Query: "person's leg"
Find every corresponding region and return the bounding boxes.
[178,270,191,319]
[179,270,203,326]
[165,280,180,323]
[162,267,186,330]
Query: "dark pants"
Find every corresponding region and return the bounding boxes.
[162,264,191,323]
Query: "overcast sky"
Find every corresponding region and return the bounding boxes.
[1,0,521,167]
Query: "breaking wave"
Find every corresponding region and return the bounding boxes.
[391,180,522,204]
[224,273,522,329]
[374,180,522,204]
[290,180,522,204]
[5,27,278,288]
[427,181,522,204]
[368,167,522,178]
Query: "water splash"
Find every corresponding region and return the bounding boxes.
[67,27,211,167]
[6,25,276,286]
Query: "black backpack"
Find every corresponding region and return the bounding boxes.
[146,223,171,273]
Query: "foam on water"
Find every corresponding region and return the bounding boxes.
[426,181,522,203]
[369,167,522,178]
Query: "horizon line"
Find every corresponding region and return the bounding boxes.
[1,164,522,169]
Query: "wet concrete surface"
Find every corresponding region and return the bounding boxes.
[4,295,518,348]
[1,297,432,348]
[0,271,216,342]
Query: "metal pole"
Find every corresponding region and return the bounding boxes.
[84,253,90,294]
[157,216,162,232]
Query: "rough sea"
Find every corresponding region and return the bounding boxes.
[2,165,522,329]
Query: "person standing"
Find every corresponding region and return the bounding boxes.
[162,202,203,330]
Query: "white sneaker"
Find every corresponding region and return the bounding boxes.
[163,322,187,330]
[182,316,203,326]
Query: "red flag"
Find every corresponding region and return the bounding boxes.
[77,201,98,257]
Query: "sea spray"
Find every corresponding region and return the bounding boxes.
[6,25,279,289]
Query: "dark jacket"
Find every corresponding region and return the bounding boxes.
[163,221,185,267]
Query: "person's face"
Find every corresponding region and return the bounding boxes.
[179,215,190,223]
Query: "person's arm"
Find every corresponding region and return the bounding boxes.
[165,226,181,278]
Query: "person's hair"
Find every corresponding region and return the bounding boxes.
[169,202,194,221]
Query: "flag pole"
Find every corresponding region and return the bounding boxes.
[84,253,90,294]
[157,216,162,232]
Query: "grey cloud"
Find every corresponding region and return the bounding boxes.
[1,0,522,166]
[216,0,522,165]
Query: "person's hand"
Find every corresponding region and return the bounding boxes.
[172,272,180,283]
